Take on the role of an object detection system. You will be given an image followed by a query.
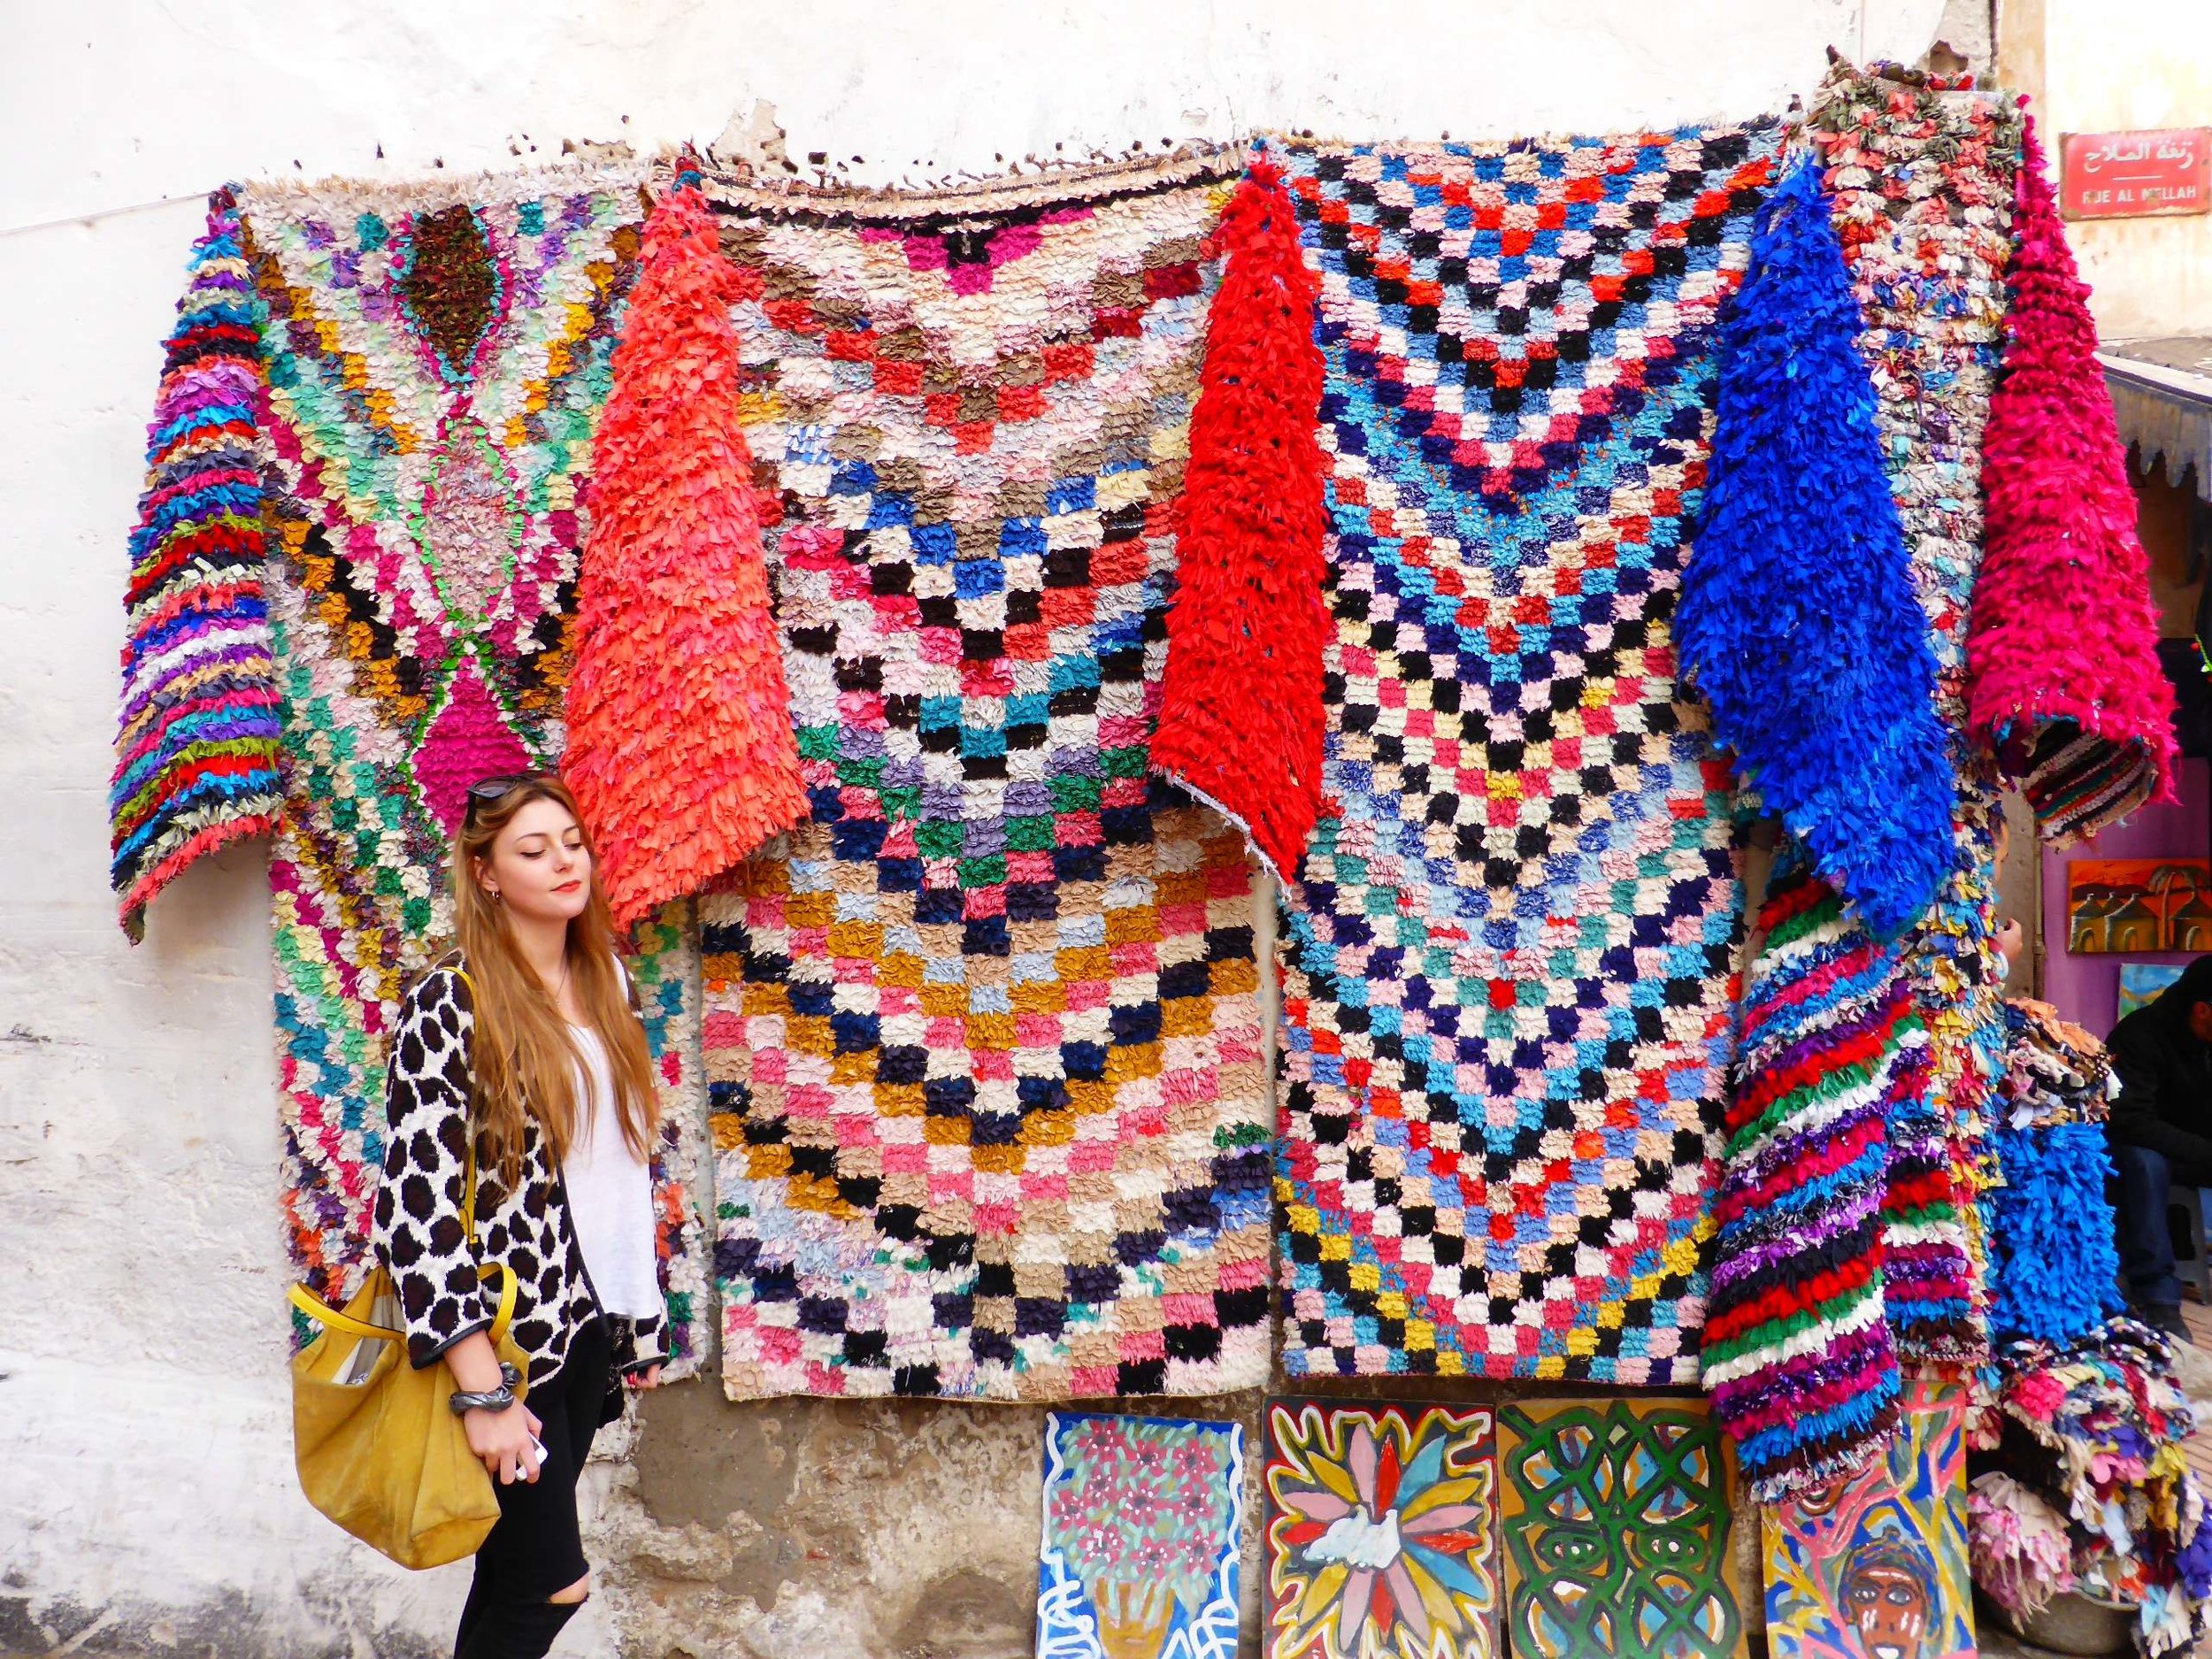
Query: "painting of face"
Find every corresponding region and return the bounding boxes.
[1840,1544,1936,1659]
[1763,1383,1973,1659]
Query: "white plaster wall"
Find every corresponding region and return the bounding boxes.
[0,3,1947,1652]
[2024,0,2212,339]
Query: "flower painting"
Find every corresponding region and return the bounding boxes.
[1264,1400,1501,1659]
[1038,1412,1244,1659]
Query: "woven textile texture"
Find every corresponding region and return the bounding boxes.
[1986,999,2122,1348]
[1268,121,1782,1384]
[1707,69,2024,1494]
[1675,157,1953,941]
[231,169,710,1374]
[1152,160,1329,882]
[111,189,287,939]
[564,184,808,928]
[1701,853,1927,1502]
[692,155,1273,1401]
[1967,115,2177,841]
[1807,65,2025,1371]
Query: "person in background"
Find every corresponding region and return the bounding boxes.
[2108,954,2212,1339]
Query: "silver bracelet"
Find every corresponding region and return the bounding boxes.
[448,1361,524,1417]
[448,1384,513,1417]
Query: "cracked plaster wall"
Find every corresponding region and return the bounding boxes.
[1,2,1946,1654]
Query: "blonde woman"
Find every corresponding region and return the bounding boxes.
[371,772,665,1657]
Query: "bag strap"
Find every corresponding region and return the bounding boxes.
[455,964,480,1252]
[288,1264,518,1348]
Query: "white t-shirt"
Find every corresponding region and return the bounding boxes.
[562,1023,662,1319]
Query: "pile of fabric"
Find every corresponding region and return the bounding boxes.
[1975,1320,2212,1654]
[1962,1001,2212,1653]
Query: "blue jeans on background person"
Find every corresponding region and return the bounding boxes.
[2112,1140,2202,1312]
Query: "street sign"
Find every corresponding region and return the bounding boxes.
[2060,127,2212,219]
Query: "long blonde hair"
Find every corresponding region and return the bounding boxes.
[449,774,658,1187]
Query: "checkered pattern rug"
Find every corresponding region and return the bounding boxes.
[695,156,1273,1400]
[1269,122,1782,1382]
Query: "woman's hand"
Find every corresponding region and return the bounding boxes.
[463,1398,545,1485]
[626,1363,664,1392]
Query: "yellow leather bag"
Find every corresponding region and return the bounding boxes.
[287,1004,528,1570]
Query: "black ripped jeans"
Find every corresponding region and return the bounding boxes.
[455,1317,614,1659]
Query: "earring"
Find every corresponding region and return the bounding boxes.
[488,888,503,904]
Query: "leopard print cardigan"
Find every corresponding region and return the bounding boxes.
[369,956,667,1386]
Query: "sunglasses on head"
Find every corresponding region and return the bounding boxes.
[463,771,557,821]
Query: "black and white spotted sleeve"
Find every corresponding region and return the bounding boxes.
[372,965,494,1370]
[617,1308,668,1378]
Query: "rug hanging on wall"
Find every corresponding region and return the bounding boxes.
[685,151,1272,1401]
[110,188,286,940]
[1264,119,1784,1384]
[1985,998,2122,1348]
[1806,64,2029,1375]
[1701,66,2027,1497]
[1968,114,2177,842]
[1701,854,1929,1503]
[113,169,715,1373]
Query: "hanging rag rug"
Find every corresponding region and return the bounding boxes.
[1701,65,2026,1498]
[688,151,1273,1401]
[157,168,717,1372]
[1701,852,1930,1502]
[111,188,288,941]
[1967,114,2177,840]
[1985,998,2121,1349]
[1806,64,2027,1377]
[1264,119,1784,1384]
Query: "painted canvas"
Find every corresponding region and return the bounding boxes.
[1039,1412,1245,1659]
[2068,859,2212,954]
[1496,1398,1747,1659]
[1263,1400,1502,1659]
[2119,961,2188,1019]
[1763,1383,1974,1659]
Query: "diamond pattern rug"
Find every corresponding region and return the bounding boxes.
[234,170,711,1371]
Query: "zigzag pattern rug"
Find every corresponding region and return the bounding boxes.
[1268,122,1781,1383]
[226,171,710,1371]
[693,156,1273,1400]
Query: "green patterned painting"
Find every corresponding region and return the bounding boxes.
[1497,1398,1747,1659]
